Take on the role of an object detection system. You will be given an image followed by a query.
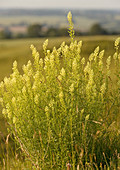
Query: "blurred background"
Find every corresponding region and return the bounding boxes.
[0,0,120,38]
[0,0,120,167]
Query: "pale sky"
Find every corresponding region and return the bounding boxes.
[0,0,120,9]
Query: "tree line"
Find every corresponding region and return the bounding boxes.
[0,23,119,39]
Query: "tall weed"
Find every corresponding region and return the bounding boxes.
[0,12,120,169]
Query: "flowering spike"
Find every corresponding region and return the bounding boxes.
[67,11,75,42]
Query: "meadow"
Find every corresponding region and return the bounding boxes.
[0,35,120,169]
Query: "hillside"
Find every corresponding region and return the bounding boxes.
[0,9,120,32]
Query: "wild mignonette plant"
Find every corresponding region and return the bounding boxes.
[0,12,120,169]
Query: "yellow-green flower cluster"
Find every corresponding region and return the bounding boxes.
[106,56,111,76]
[98,50,104,70]
[115,37,120,51]
[100,83,106,100]
[67,11,75,41]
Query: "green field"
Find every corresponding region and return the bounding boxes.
[0,35,119,168]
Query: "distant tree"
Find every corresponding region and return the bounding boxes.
[75,30,82,36]
[15,33,26,39]
[89,23,107,35]
[27,24,42,37]
[0,30,12,39]
[57,28,68,36]
[46,27,74,37]
[46,28,58,37]
[47,28,70,37]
